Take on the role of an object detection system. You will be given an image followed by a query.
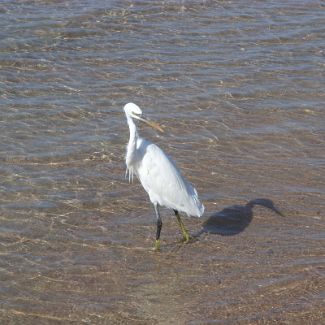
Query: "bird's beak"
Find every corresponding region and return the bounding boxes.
[137,115,164,133]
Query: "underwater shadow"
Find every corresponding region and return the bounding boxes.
[194,198,284,237]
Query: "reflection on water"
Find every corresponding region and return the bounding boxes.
[1,0,324,323]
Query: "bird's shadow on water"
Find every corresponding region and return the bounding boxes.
[193,198,285,238]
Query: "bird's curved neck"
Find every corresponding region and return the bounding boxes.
[127,115,138,142]
[126,116,138,167]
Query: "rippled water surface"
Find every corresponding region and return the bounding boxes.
[1,0,324,323]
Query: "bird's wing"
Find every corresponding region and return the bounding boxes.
[135,138,203,217]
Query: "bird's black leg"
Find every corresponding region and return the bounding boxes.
[174,210,190,243]
[154,203,162,251]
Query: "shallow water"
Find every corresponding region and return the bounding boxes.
[1,0,324,324]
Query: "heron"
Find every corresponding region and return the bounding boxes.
[123,103,204,250]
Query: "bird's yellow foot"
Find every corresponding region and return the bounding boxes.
[179,230,190,243]
[176,213,190,244]
[182,232,190,243]
[154,239,161,251]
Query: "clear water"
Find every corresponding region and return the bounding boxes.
[1,1,324,323]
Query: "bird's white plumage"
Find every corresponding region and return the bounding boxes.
[134,137,204,217]
[124,103,204,218]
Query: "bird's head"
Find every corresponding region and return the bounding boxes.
[124,102,143,119]
[123,103,164,133]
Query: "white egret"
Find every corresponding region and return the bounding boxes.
[123,103,204,250]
